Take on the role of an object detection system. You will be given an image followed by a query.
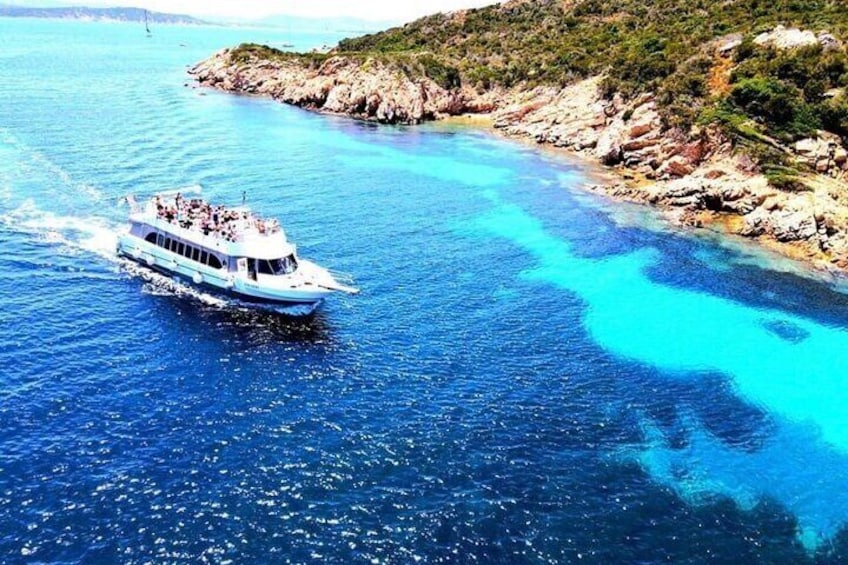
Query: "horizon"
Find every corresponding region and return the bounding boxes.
[1,0,499,23]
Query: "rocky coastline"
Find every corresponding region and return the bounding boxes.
[190,32,848,275]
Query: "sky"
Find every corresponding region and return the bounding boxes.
[10,1,499,22]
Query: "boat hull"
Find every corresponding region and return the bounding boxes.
[117,235,331,307]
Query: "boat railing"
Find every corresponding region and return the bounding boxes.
[143,205,284,246]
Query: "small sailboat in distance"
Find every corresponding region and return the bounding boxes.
[144,9,151,36]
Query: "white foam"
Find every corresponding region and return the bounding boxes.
[1,199,118,260]
[0,200,236,310]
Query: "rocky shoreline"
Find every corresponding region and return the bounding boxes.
[190,38,848,275]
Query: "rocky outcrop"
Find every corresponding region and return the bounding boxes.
[793,132,848,178]
[190,49,478,125]
[753,25,842,51]
[191,44,848,276]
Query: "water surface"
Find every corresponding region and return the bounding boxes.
[2,18,848,563]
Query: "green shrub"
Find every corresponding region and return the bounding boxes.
[765,166,810,192]
[416,54,461,89]
[818,94,848,135]
[232,0,848,143]
[730,77,820,138]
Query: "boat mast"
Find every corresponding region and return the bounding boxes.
[145,9,151,35]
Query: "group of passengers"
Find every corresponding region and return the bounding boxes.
[153,193,280,242]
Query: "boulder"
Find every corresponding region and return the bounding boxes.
[736,153,758,173]
[704,168,727,180]
[818,32,842,51]
[795,138,818,155]
[741,208,770,237]
[622,136,661,152]
[754,25,818,50]
[772,210,818,241]
[717,33,744,55]
[679,139,707,165]
[834,146,848,166]
[595,122,626,165]
[658,156,695,178]
[629,120,655,138]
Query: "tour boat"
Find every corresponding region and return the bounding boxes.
[116,188,358,312]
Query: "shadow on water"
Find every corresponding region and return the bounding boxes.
[137,279,339,348]
[208,305,334,343]
[178,300,335,345]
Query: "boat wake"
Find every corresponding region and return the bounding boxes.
[2,199,119,260]
[0,200,315,315]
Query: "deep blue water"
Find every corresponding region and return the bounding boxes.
[3,18,848,564]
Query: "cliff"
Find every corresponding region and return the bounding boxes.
[191,47,486,124]
[191,0,848,274]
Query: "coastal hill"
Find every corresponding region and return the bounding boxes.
[191,0,848,274]
[0,4,206,25]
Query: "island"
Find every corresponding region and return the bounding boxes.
[190,0,848,275]
[0,4,207,25]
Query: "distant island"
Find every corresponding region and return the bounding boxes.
[192,0,848,276]
[0,4,207,25]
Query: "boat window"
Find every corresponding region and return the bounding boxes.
[192,247,200,262]
[258,260,275,275]
[207,254,223,269]
[145,232,157,244]
[251,255,299,276]
[177,242,185,256]
[200,251,208,265]
[157,233,165,247]
[167,238,175,252]
[282,254,298,274]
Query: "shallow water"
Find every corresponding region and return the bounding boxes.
[2,18,848,563]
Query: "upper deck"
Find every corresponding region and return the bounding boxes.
[129,193,295,260]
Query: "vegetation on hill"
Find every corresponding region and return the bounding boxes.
[230,43,462,89]
[232,1,848,186]
[331,0,848,184]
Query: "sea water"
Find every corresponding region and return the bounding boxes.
[2,18,848,563]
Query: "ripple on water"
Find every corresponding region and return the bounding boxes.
[3,18,848,563]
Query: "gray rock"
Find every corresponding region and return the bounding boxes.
[772,210,817,241]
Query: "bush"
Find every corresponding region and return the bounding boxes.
[730,77,820,138]
[765,167,810,192]
[818,94,848,136]
[416,54,461,89]
[232,0,848,145]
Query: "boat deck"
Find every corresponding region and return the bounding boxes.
[146,193,283,244]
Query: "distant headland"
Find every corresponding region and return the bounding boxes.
[191,0,848,277]
[0,4,207,25]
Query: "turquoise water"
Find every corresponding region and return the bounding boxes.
[3,18,848,563]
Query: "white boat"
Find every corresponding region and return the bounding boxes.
[116,189,358,312]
